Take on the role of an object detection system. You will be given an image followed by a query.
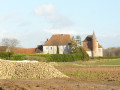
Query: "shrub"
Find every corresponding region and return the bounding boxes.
[10,54,47,62]
[0,52,89,62]
[48,53,89,62]
[73,54,82,60]
[72,46,90,60]
[11,54,24,60]
[0,52,14,60]
[48,54,74,62]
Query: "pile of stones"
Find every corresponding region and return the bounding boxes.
[0,60,68,79]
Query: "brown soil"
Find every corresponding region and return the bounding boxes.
[0,65,120,90]
[0,78,120,90]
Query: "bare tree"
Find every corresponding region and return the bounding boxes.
[1,38,20,52]
[1,38,19,47]
[103,47,120,57]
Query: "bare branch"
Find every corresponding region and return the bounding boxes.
[1,38,20,47]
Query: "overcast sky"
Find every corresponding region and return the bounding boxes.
[0,0,120,48]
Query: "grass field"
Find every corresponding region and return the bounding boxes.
[55,59,120,87]
[95,59,120,65]
[77,59,120,66]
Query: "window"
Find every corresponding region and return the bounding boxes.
[68,45,70,49]
[46,46,49,50]
[51,47,52,50]
[62,45,66,49]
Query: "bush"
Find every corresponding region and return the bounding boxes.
[12,54,24,60]
[0,51,89,62]
[11,53,89,62]
[48,54,74,62]
[72,46,90,60]
[10,54,47,62]
[48,53,89,62]
[0,52,14,60]
[73,54,82,60]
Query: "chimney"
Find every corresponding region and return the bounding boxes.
[47,38,48,41]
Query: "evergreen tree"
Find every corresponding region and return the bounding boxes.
[57,46,59,54]
[75,35,81,46]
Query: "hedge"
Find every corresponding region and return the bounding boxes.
[48,54,74,62]
[0,52,89,62]
[12,54,24,60]
[0,52,14,60]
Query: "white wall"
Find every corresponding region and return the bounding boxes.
[43,45,71,54]
[86,51,92,57]
[98,48,103,57]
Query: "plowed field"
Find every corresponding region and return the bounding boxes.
[0,60,120,90]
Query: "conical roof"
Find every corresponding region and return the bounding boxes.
[92,31,96,39]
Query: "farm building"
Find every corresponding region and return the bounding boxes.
[43,34,74,54]
[82,32,103,57]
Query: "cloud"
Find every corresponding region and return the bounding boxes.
[0,13,30,27]
[6,13,18,18]
[0,15,5,22]
[0,29,8,38]
[45,28,77,35]
[34,4,73,28]
[0,13,20,23]
[35,4,56,15]
[19,21,31,26]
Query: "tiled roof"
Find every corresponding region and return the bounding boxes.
[83,46,92,51]
[83,35,93,42]
[83,41,92,51]
[11,47,36,54]
[44,34,74,46]
[83,34,102,51]
[0,46,36,54]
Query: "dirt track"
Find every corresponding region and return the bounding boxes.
[0,65,120,90]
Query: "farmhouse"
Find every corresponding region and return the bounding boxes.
[42,33,103,57]
[43,34,73,54]
[82,32,103,57]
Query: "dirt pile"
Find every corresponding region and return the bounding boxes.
[0,60,68,79]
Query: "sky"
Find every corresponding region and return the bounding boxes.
[0,0,120,48]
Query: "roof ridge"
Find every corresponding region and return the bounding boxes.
[44,34,73,46]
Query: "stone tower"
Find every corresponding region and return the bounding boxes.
[92,32,98,57]
[83,32,103,57]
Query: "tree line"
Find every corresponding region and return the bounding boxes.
[104,47,120,57]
